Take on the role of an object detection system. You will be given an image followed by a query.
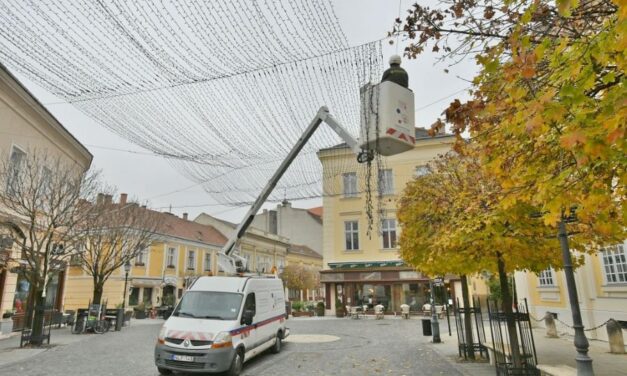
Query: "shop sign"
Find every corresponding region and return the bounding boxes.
[320,273,344,282]
[361,272,381,280]
[399,271,421,280]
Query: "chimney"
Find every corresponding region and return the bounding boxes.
[104,194,113,205]
[96,193,104,205]
[183,213,188,220]
[120,193,128,205]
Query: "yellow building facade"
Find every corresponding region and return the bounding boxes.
[194,213,288,275]
[64,209,227,311]
[318,130,467,313]
[515,241,627,343]
[0,64,92,327]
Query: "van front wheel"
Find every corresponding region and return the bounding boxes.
[227,349,243,376]
[271,332,282,354]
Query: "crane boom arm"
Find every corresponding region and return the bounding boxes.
[219,106,362,272]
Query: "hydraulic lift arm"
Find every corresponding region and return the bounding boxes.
[218,106,366,274]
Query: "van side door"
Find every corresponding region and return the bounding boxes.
[239,292,257,354]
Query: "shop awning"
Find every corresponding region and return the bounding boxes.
[327,261,406,269]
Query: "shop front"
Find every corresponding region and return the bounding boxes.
[321,262,457,313]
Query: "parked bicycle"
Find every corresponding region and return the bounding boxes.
[71,304,110,334]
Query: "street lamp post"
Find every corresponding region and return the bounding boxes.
[558,216,594,375]
[429,278,441,343]
[122,260,131,326]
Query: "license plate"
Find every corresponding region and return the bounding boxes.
[171,354,195,362]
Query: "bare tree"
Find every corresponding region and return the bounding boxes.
[73,195,162,304]
[0,149,98,346]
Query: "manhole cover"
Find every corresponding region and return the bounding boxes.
[285,334,340,343]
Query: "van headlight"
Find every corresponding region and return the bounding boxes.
[212,331,233,349]
[157,326,166,345]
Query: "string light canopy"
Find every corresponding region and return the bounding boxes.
[0,0,385,206]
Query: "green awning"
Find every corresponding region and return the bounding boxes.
[327,261,406,269]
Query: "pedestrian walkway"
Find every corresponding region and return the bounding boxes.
[427,319,627,376]
[0,318,163,368]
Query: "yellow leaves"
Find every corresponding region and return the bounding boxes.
[560,131,587,149]
[607,128,624,144]
[525,115,543,134]
[556,0,579,16]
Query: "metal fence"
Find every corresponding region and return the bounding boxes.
[454,296,488,360]
[487,298,539,376]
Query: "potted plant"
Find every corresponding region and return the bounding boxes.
[134,302,147,319]
[335,299,345,318]
[315,302,325,317]
[305,303,315,317]
[1,310,14,335]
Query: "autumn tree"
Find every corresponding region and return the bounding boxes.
[393,0,625,239]
[0,150,98,345]
[398,149,565,363]
[72,194,162,304]
[280,264,319,298]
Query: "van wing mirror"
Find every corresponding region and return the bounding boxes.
[241,309,254,326]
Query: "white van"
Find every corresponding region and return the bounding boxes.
[154,275,289,376]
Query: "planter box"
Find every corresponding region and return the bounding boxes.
[0,319,13,335]
[134,310,147,319]
[292,311,314,317]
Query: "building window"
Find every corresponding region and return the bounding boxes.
[129,287,140,306]
[345,221,359,250]
[143,287,153,304]
[378,169,394,195]
[166,247,176,268]
[601,244,627,284]
[381,219,397,249]
[415,166,429,177]
[204,252,212,271]
[343,172,358,197]
[537,268,555,286]
[135,248,147,266]
[6,146,26,196]
[187,250,196,270]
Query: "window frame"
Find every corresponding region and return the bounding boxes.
[166,247,176,268]
[601,244,627,284]
[378,169,394,195]
[342,172,358,198]
[381,218,397,249]
[6,146,26,196]
[344,220,359,251]
[204,251,212,272]
[134,248,147,266]
[187,249,196,270]
[537,267,555,287]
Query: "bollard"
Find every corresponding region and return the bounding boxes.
[544,312,558,338]
[606,319,625,354]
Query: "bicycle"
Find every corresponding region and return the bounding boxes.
[71,311,110,334]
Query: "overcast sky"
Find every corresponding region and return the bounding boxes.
[14,0,475,223]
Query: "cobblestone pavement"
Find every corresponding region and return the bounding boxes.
[1,317,467,376]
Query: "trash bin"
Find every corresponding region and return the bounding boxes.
[285,301,292,318]
[422,318,432,336]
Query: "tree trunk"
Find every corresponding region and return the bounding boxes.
[92,280,104,306]
[29,290,46,346]
[497,252,522,368]
[23,283,37,331]
[460,275,476,360]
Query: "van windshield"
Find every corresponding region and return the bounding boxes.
[172,291,243,320]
